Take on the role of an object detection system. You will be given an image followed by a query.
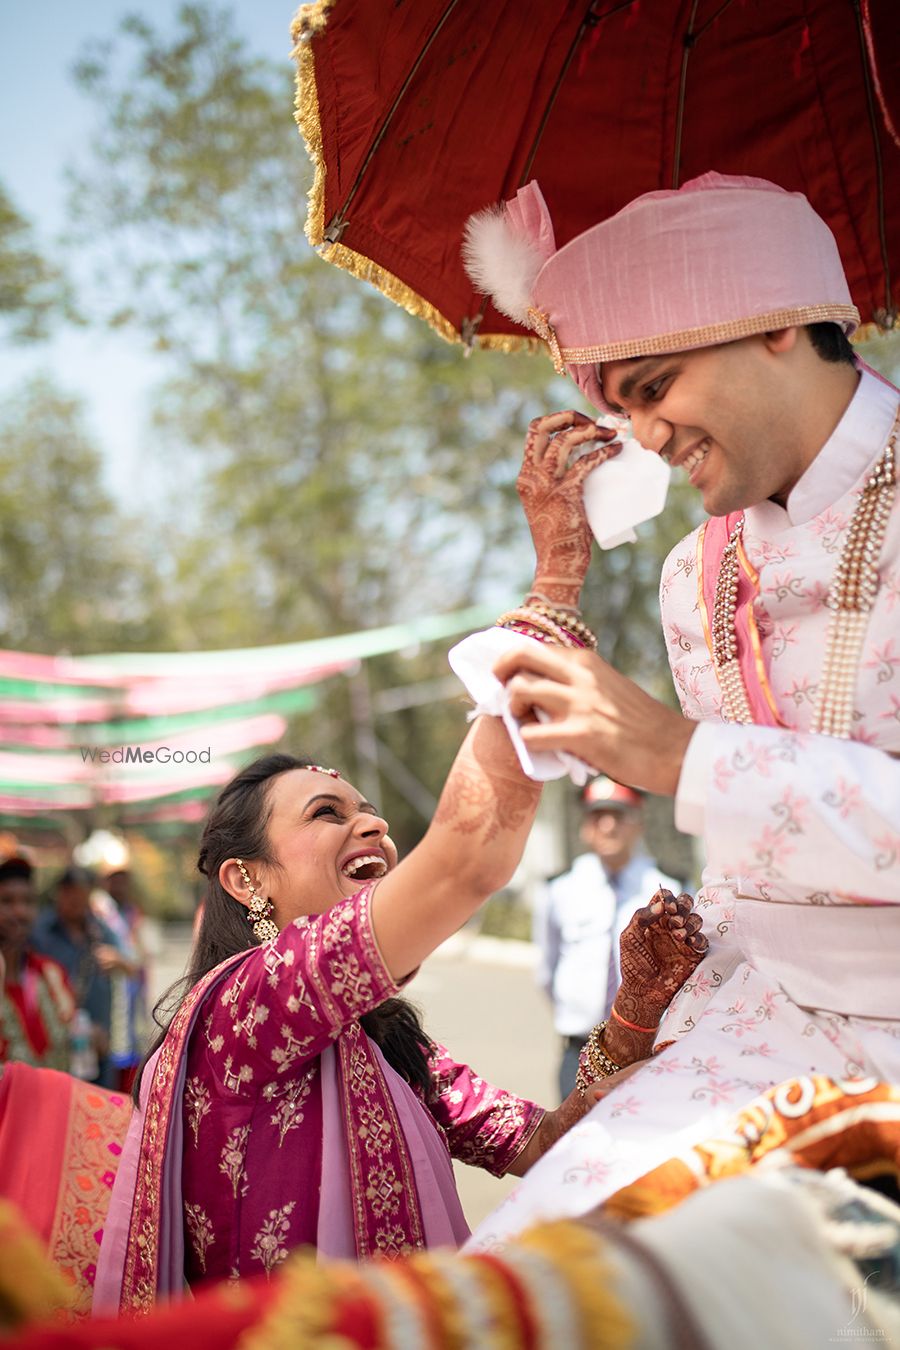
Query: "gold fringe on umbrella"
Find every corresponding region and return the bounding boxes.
[290,1,332,250]
[317,239,544,354]
[855,318,898,342]
[291,0,542,357]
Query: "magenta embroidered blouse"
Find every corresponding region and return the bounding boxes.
[179,885,543,1284]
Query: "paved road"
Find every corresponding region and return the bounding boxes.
[151,928,558,1232]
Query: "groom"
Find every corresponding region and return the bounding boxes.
[459,171,900,1245]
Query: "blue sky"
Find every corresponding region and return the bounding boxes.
[0,2,301,502]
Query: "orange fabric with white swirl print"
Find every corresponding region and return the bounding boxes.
[603,1075,900,1221]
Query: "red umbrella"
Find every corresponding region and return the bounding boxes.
[292,0,899,351]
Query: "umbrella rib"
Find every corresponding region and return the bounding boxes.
[519,0,637,188]
[588,0,641,21]
[691,0,737,46]
[851,0,893,321]
[324,0,462,240]
[672,0,736,189]
[671,0,701,188]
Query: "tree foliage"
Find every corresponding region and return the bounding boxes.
[0,377,170,653]
[0,184,73,342]
[68,9,539,643]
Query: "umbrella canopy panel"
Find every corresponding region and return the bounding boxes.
[296,0,900,344]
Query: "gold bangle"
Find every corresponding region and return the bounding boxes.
[574,1021,622,1095]
[526,601,598,650]
[496,608,579,649]
[499,605,586,644]
[497,621,565,647]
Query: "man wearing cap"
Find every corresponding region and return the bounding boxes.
[460,173,900,1246]
[0,854,74,1070]
[534,778,681,1099]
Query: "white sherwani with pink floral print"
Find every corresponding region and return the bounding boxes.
[469,366,900,1249]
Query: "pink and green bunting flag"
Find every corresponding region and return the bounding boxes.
[0,605,497,825]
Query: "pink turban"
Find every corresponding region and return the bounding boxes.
[463,173,859,411]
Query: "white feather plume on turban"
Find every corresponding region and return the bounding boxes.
[461,206,547,325]
[461,184,559,326]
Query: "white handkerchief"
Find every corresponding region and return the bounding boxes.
[448,629,592,786]
[584,419,670,549]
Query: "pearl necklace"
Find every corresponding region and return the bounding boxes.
[712,412,899,737]
[711,520,756,725]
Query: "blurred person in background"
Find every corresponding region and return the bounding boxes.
[91,870,161,1093]
[31,866,123,1086]
[534,778,682,1099]
[0,853,73,1070]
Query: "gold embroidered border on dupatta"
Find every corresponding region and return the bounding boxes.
[120,952,247,1313]
[339,1024,425,1258]
[50,1083,132,1317]
[305,887,425,1259]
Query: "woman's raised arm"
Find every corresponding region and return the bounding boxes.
[371,412,621,980]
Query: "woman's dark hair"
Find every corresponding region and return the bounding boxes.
[135,752,433,1103]
[807,321,856,365]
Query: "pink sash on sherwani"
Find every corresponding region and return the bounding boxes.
[697,512,785,727]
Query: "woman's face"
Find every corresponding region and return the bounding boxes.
[225,768,398,929]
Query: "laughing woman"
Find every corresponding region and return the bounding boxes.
[93,415,705,1312]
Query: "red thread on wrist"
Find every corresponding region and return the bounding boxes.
[611,1005,658,1035]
